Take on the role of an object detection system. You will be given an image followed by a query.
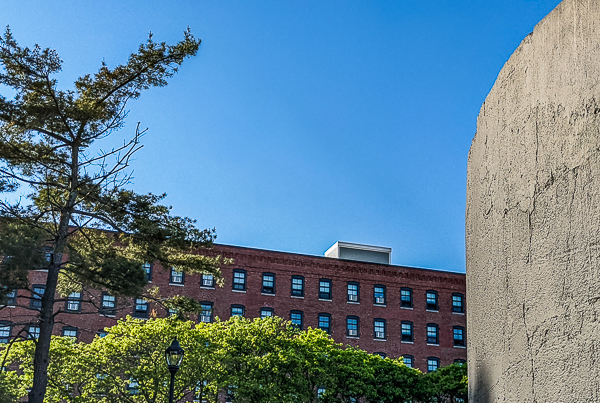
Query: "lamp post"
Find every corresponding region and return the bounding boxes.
[165,338,184,403]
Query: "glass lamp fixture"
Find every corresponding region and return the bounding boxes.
[165,338,184,371]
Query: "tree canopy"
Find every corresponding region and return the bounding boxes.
[0,316,468,403]
[0,28,226,403]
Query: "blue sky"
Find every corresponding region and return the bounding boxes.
[1,1,562,272]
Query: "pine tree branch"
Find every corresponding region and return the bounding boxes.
[26,126,72,145]
[0,168,69,190]
[71,209,123,232]
[43,74,77,141]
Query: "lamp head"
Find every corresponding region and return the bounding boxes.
[165,338,184,371]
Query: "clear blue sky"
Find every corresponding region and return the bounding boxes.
[2,1,562,272]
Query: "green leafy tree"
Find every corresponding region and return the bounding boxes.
[0,316,463,402]
[320,347,376,403]
[1,317,223,403]
[418,362,468,403]
[211,316,336,403]
[366,355,421,403]
[0,28,227,403]
[320,348,422,403]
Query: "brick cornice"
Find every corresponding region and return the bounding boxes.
[209,244,465,286]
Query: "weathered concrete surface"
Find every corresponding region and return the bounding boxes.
[466,1,600,401]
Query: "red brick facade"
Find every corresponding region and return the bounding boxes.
[0,244,466,372]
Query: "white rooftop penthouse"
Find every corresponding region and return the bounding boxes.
[324,241,391,265]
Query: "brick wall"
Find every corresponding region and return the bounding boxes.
[0,244,467,372]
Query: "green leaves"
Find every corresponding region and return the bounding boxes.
[0,316,466,403]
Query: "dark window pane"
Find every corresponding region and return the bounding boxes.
[200,303,213,323]
[290,311,303,330]
[374,319,386,339]
[427,357,440,372]
[318,314,331,334]
[452,294,464,313]
[374,286,386,305]
[202,274,215,288]
[262,273,275,294]
[453,327,465,346]
[291,276,304,297]
[31,286,45,309]
[426,291,438,311]
[347,283,359,302]
[401,322,413,342]
[427,324,439,344]
[401,288,413,308]
[347,317,359,337]
[233,271,246,291]
[319,280,332,300]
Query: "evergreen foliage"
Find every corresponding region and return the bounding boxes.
[0,28,226,402]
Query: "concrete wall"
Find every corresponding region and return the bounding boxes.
[466,0,600,401]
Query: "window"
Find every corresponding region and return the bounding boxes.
[426,290,438,311]
[347,282,359,302]
[194,380,209,403]
[318,313,331,334]
[226,387,236,403]
[66,292,81,311]
[455,359,466,364]
[0,322,11,343]
[199,302,213,323]
[170,267,184,285]
[427,323,439,345]
[4,290,16,306]
[262,273,275,294]
[452,293,465,313]
[317,387,326,399]
[231,305,245,317]
[127,379,139,395]
[62,326,78,339]
[260,308,274,319]
[134,298,149,318]
[101,293,116,316]
[375,352,387,358]
[97,330,108,338]
[374,285,386,305]
[291,276,304,297]
[143,262,152,281]
[401,321,414,342]
[31,285,45,309]
[232,270,247,291]
[201,274,215,288]
[319,279,332,300]
[374,319,386,339]
[402,355,414,368]
[28,326,40,339]
[453,326,465,347]
[346,316,359,337]
[427,357,440,372]
[290,310,303,330]
[44,247,53,264]
[168,308,178,317]
[400,288,413,308]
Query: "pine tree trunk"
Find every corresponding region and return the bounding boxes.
[29,144,79,403]
[28,261,59,403]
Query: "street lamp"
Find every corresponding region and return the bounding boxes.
[165,338,184,403]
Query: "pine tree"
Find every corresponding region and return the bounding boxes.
[0,27,225,403]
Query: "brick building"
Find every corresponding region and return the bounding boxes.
[0,242,466,373]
